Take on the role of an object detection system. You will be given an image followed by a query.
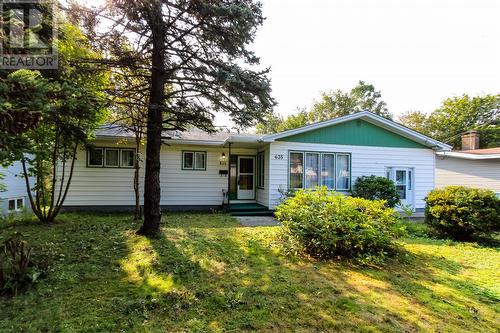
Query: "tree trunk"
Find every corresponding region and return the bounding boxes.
[137,3,164,236]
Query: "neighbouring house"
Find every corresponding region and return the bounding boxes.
[436,131,500,196]
[61,111,451,214]
[0,161,32,215]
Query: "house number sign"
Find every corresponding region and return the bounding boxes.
[273,154,284,160]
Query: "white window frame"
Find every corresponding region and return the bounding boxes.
[8,197,25,212]
[120,149,136,168]
[335,153,351,191]
[87,147,104,167]
[182,151,206,170]
[288,151,351,191]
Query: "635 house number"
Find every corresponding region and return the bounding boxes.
[273,154,284,160]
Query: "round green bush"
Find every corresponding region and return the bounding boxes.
[351,175,399,208]
[275,187,401,263]
[425,186,500,240]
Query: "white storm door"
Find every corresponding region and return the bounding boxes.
[394,168,414,208]
[237,156,255,200]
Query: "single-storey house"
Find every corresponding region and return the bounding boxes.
[62,111,451,213]
[436,131,500,196]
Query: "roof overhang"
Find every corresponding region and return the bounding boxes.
[259,111,452,151]
[436,151,500,160]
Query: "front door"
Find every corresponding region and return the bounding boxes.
[237,156,255,200]
[394,168,414,209]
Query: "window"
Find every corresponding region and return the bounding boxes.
[105,148,120,167]
[87,147,137,168]
[8,198,24,212]
[256,151,265,188]
[289,152,304,189]
[289,151,351,190]
[305,153,319,188]
[321,153,335,189]
[88,147,103,166]
[336,154,350,190]
[121,149,135,168]
[183,151,206,170]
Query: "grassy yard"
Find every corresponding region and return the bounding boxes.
[0,213,498,333]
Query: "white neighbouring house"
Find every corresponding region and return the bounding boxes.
[436,131,500,196]
[60,111,452,213]
[0,161,32,214]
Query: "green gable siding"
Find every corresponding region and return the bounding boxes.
[277,119,427,148]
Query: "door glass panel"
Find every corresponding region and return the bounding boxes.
[396,170,407,199]
[289,152,303,188]
[239,175,253,190]
[239,158,253,173]
[396,170,406,185]
[229,159,237,199]
[305,153,319,188]
[321,154,335,189]
[408,170,413,190]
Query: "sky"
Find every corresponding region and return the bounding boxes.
[244,0,500,122]
[80,0,500,126]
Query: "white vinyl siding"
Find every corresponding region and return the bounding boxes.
[0,161,33,214]
[268,141,435,209]
[63,142,258,207]
[436,157,500,193]
[255,147,270,207]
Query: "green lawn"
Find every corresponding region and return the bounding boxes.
[0,213,498,332]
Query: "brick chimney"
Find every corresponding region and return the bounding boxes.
[461,130,479,150]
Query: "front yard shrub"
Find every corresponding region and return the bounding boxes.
[0,233,41,296]
[425,186,500,240]
[351,175,399,208]
[275,187,401,264]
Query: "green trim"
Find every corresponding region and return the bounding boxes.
[278,119,427,148]
[181,151,207,171]
[287,150,352,191]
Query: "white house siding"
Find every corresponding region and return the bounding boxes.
[436,157,500,193]
[255,146,270,207]
[268,141,436,210]
[62,142,143,207]
[159,145,256,206]
[0,162,33,213]
[63,140,261,208]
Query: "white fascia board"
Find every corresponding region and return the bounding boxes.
[162,139,226,146]
[436,151,500,160]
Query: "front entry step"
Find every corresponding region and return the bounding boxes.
[229,203,274,216]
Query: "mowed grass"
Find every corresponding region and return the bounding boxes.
[0,213,498,333]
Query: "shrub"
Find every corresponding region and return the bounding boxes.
[352,175,399,208]
[275,187,401,264]
[0,233,39,296]
[425,186,500,240]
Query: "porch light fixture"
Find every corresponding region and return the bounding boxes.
[221,153,226,160]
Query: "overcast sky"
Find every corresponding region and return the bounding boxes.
[81,0,500,126]
[245,0,500,121]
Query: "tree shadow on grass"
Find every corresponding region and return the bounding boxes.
[118,220,497,333]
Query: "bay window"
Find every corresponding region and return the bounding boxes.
[289,151,351,190]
